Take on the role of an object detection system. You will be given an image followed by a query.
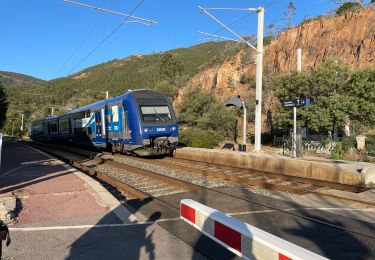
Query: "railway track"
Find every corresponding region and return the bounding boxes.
[22,141,375,242]
[28,141,371,204]
[122,155,373,205]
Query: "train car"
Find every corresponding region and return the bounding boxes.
[30,89,179,156]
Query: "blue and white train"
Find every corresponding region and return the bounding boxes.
[30,89,179,156]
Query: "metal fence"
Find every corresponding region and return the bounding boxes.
[274,135,357,156]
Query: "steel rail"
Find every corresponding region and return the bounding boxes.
[164,157,367,193]
[130,156,375,207]
[24,142,375,239]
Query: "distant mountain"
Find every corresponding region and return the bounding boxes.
[3,41,243,127]
[0,71,43,87]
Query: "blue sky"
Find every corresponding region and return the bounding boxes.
[0,0,351,80]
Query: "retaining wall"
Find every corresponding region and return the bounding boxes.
[174,147,364,186]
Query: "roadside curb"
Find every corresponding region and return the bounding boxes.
[24,144,138,224]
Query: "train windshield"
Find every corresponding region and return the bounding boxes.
[140,105,172,123]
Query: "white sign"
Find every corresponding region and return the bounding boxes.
[112,106,119,122]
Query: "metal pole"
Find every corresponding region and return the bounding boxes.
[106,91,109,99]
[293,106,297,158]
[51,107,54,116]
[11,121,14,137]
[20,113,24,134]
[297,48,302,73]
[242,101,247,147]
[296,48,302,158]
[254,7,264,152]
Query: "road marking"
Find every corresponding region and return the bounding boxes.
[9,218,180,232]
[1,165,25,177]
[227,207,375,216]
[20,159,55,165]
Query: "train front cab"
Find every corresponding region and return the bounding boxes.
[130,90,178,156]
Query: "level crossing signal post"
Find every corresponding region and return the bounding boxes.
[225,95,247,151]
[198,6,264,152]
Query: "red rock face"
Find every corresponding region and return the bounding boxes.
[177,8,375,104]
[264,8,375,74]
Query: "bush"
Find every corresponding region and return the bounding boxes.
[341,136,356,152]
[331,142,345,160]
[336,2,361,15]
[366,136,375,155]
[179,129,222,149]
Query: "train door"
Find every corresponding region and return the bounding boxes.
[94,110,103,144]
[123,109,130,140]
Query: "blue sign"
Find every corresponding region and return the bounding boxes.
[283,98,311,108]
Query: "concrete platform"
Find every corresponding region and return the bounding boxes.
[0,141,204,259]
[175,147,375,186]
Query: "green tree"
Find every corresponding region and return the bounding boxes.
[159,53,184,84]
[177,87,214,126]
[197,102,237,139]
[0,83,8,129]
[283,1,296,28]
[272,60,351,131]
[344,69,375,128]
[335,2,362,15]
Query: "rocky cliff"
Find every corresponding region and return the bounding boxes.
[179,7,375,103]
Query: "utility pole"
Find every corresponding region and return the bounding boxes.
[11,120,14,137]
[293,48,302,158]
[254,7,264,152]
[20,113,24,136]
[198,6,265,152]
[51,107,55,116]
[242,101,247,149]
[105,91,109,99]
[297,48,302,73]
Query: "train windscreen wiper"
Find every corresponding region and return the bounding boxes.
[154,107,166,122]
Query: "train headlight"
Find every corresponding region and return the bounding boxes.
[144,128,149,133]
[170,126,176,131]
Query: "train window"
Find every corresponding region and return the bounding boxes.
[59,120,70,133]
[33,123,44,135]
[73,112,85,120]
[140,106,172,123]
[48,123,58,134]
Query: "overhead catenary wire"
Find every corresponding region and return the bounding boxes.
[63,0,157,25]
[54,0,119,78]
[137,0,282,56]
[200,0,284,43]
[67,0,146,75]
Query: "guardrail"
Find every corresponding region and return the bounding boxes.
[180,199,327,260]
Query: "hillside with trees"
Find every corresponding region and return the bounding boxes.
[0,71,43,87]
[2,41,244,133]
[2,4,375,159]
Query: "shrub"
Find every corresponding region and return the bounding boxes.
[366,136,375,156]
[179,129,222,149]
[331,142,345,160]
[336,2,361,16]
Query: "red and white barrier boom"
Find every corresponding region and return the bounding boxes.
[180,199,327,260]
